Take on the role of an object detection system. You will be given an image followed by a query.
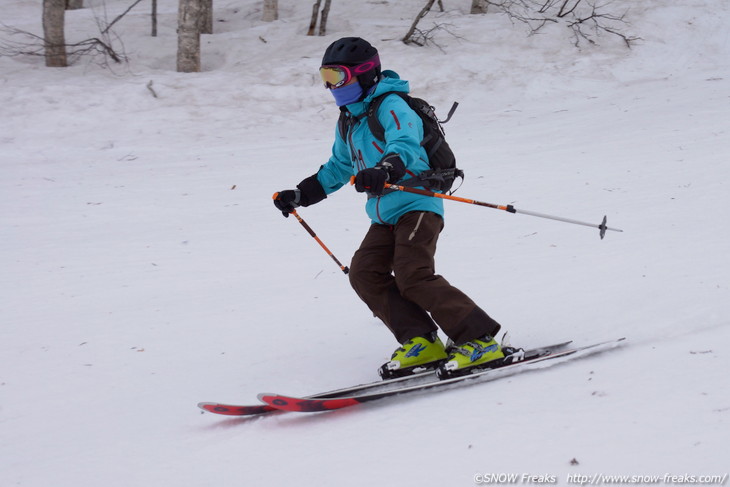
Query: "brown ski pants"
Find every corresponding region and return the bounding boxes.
[349,211,502,345]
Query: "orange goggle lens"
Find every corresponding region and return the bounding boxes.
[319,66,350,89]
[319,54,380,89]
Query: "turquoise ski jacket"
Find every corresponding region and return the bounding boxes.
[316,70,444,225]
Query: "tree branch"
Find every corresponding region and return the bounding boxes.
[102,0,144,34]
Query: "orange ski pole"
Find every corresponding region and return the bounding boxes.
[349,177,622,239]
[272,193,349,274]
[385,182,623,239]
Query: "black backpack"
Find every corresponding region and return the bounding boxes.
[338,91,463,193]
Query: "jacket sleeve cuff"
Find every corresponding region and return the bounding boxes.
[296,173,327,207]
[379,153,406,182]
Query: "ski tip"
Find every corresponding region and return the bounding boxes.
[597,336,627,349]
[258,392,292,409]
[197,402,224,414]
[606,336,628,350]
[198,401,277,416]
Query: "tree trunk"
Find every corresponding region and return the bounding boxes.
[262,0,278,22]
[43,0,67,67]
[199,0,213,34]
[151,0,158,36]
[65,0,83,10]
[470,0,488,14]
[307,0,322,36]
[403,0,437,44]
[318,0,331,36]
[177,0,201,72]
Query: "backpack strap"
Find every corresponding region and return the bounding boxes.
[397,167,464,193]
[337,107,347,139]
[339,91,408,142]
[337,106,370,140]
[365,91,405,143]
[363,91,463,192]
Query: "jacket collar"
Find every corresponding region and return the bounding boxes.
[343,70,410,117]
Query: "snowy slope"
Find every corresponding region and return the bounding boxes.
[1,1,729,486]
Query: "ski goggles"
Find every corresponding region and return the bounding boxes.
[319,54,380,89]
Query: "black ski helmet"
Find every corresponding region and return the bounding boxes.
[321,37,381,93]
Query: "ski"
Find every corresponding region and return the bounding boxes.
[198,340,573,416]
[198,367,441,416]
[257,338,625,413]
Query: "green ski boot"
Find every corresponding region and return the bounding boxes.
[379,332,448,379]
[437,335,505,379]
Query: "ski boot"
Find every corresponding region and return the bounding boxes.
[437,335,516,379]
[379,332,448,379]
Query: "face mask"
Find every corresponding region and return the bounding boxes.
[330,82,363,106]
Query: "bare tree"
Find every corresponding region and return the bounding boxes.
[177,0,202,72]
[484,0,638,47]
[102,0,144,34]
[3,0,128,67]
[43,0,67,67]
[151,0,158,36]
[199,0,213,34]
[307,0,332,36]
[307,0,322,36]
[319,0,332,36]
[1,25,123,66]
[307,1,321,35]
[403,0,457,47]
[66,0,83,10]
[471,0,488,14]
[403,0,635,48]
[262,0,278,22]
[403,0,438,44]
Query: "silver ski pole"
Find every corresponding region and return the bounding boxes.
[383,183,624,239]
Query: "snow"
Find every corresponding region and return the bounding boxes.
[1,0,729,485]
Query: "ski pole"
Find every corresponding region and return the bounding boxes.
[387,182,622,239]
[273,194,350,274]
[350,178,622,239]
[290,209,350,274]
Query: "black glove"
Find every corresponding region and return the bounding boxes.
[273,190,301,217]
[354,154,406,196]
[273,173,327,217]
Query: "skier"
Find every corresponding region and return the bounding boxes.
[273,37,508,378]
